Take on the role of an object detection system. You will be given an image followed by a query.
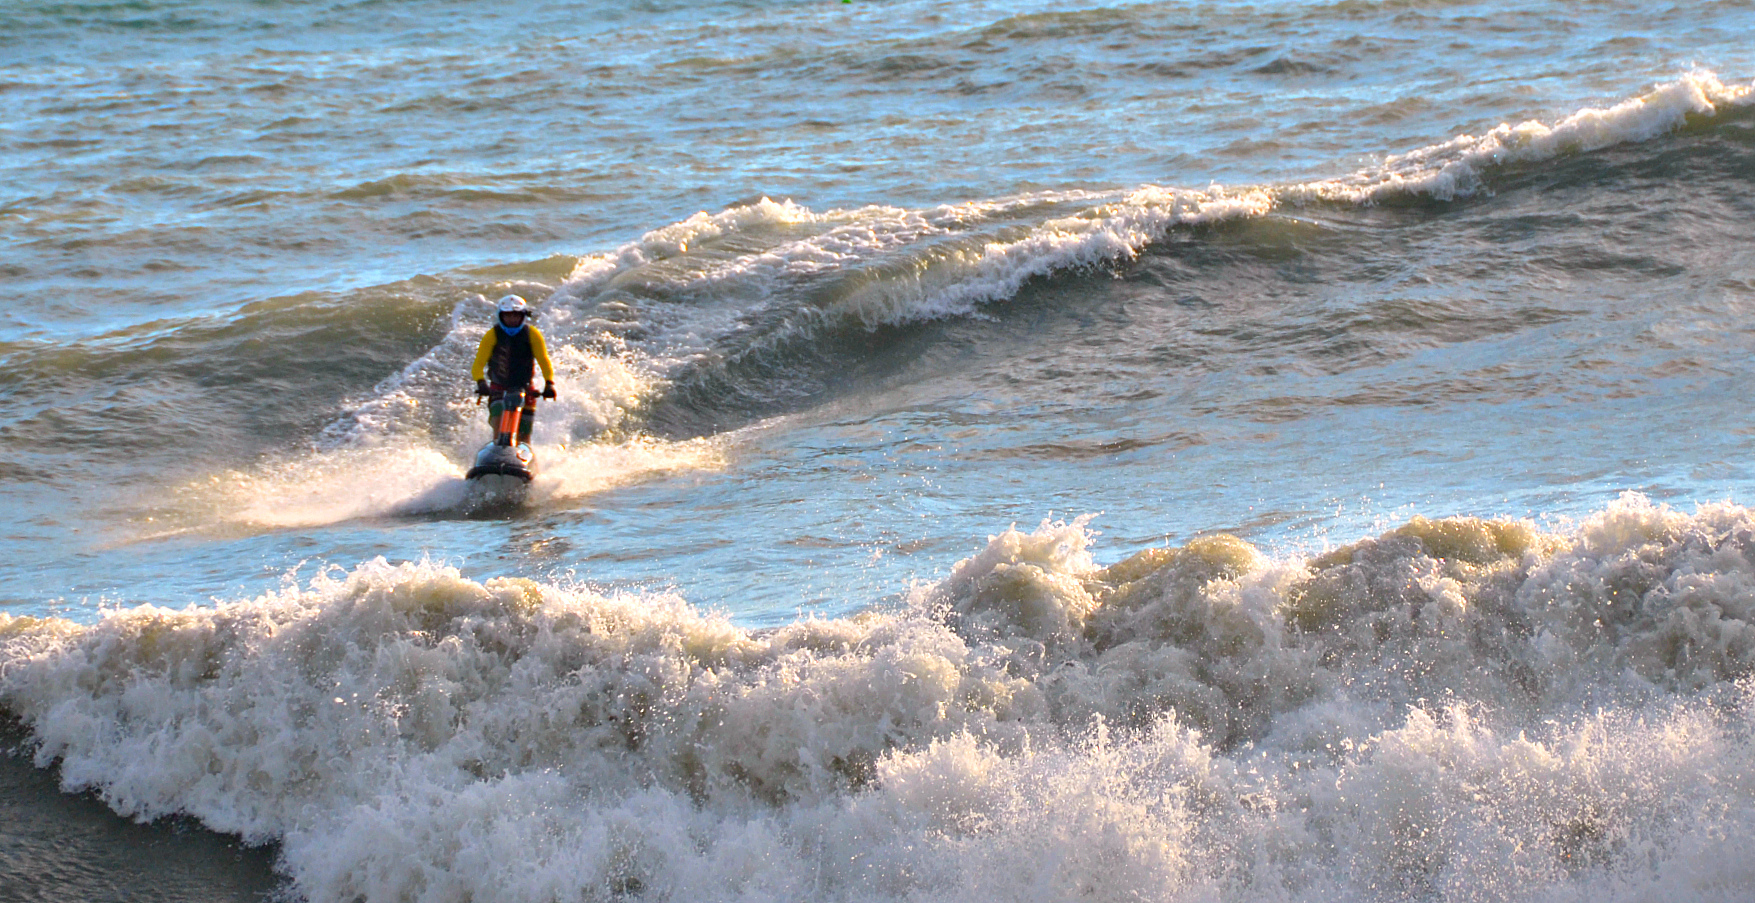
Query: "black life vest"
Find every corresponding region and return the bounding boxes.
[487,325,536,387]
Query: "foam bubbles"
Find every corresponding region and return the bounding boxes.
[7,495,1755,901]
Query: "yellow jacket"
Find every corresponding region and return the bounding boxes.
[471,324,555,386]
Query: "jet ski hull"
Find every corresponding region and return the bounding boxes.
[467,442,536,482]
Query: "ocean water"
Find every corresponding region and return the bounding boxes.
[5,0,1755,900]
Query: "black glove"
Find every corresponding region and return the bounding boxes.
[475,379,490,397]
[541,382,556,400]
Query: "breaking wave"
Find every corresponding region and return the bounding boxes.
[5,494,1755,901]
[544,71,1752,337]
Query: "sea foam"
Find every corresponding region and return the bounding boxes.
[6,494,1755,902]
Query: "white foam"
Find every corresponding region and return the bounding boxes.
[1291,71,1755,204]
[188,305,723,527]
[7,495,1755,901]
[527,434,726,504]
[204,431,725,528]
[220,445,472,526]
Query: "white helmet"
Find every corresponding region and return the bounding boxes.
[497,294,529,314]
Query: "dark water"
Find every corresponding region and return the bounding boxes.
[1,723,280,903]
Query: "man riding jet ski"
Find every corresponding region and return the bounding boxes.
[465,294,556,484]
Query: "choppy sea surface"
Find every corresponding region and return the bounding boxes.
[5,1,1755,900]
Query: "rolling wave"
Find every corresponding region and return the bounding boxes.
[531,73,1753,428]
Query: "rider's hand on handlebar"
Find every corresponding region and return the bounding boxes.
[542,382,556,400]
[476,379,490,397]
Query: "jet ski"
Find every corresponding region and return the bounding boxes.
[467,386,537,493]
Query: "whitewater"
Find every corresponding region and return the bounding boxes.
[7,500,1755,901]
[5,0,1755,900]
